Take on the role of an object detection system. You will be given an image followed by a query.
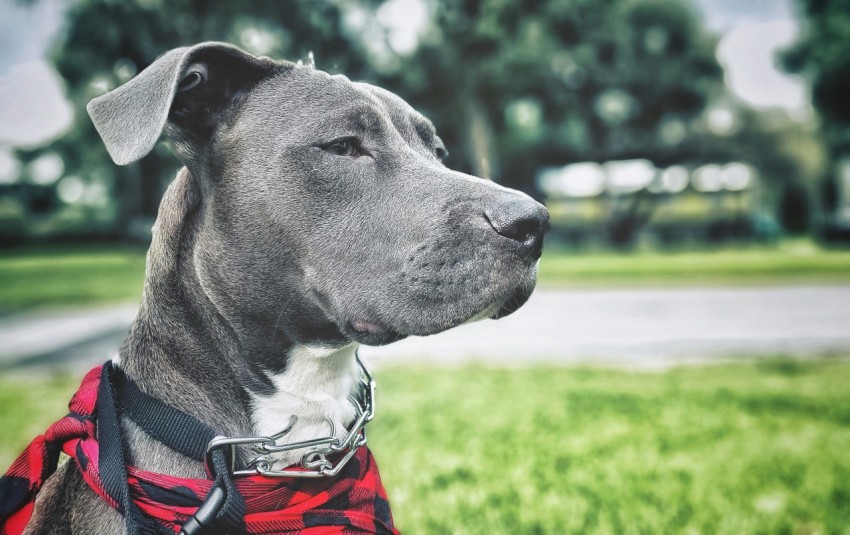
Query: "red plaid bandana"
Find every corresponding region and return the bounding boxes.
[0,365,398,534]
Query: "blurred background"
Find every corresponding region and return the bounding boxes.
[2,0,850,247]
[1,0,850,533]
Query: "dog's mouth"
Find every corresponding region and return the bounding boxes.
[342,279,536,346]
[345,320,406,346]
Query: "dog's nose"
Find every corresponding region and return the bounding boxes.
[484,197,549,259]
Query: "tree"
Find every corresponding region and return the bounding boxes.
[783,0,850,225]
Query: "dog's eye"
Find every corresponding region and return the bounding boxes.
[323,138,361,157]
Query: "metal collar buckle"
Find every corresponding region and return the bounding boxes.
[204,353,376,479]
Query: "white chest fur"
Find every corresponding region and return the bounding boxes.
[250,343,361,466]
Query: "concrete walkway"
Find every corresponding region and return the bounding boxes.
[0,304,137,370]
[362,285,850,368]
[2,286,850,372]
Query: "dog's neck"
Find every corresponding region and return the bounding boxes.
[250,343,361,468]
[118,169,360,473]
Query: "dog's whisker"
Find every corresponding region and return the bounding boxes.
[272,287,311,345]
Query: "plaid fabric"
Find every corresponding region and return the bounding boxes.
[0,365,398,535]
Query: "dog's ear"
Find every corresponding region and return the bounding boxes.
[87,42,276,166]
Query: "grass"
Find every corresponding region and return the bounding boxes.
[538,241,850,287]
[0,245,147,314]
[2,359,849,534]
[2,241,850,314]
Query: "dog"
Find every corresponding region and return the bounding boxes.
[14,42,548,534]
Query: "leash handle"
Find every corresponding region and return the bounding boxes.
[179,486,226,535]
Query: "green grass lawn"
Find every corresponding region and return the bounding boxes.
[2,359,848,534]
[538,241,850,287]
[0,245,147,314]
[1,241,849,314]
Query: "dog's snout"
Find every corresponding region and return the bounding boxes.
[484,197,549,259]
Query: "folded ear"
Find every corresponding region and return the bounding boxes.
[87,42,277,166]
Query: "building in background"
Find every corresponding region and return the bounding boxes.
[538,159,767,247]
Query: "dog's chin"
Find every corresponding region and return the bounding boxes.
[344,280,536,345]
[491,283,535,320]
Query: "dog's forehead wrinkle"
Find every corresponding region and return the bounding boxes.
[354,81,433,130]
[229,70,439,162]
[234,74,394,142]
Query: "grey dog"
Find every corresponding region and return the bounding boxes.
[22,42,548,533]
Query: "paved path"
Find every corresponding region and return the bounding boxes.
[0,304,137,370]
[2,286,850,372]
[362,285,850,368]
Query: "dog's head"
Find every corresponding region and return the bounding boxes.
[89,43,548,349]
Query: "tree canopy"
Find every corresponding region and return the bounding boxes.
[373,0,726,191]
[783,0,850,154]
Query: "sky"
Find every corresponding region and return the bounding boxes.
[0,0,70,149]
[0,0,809,149]
[691,0,809,117]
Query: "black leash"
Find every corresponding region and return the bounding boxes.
[99,362,246,535]
[97,362,171,535]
